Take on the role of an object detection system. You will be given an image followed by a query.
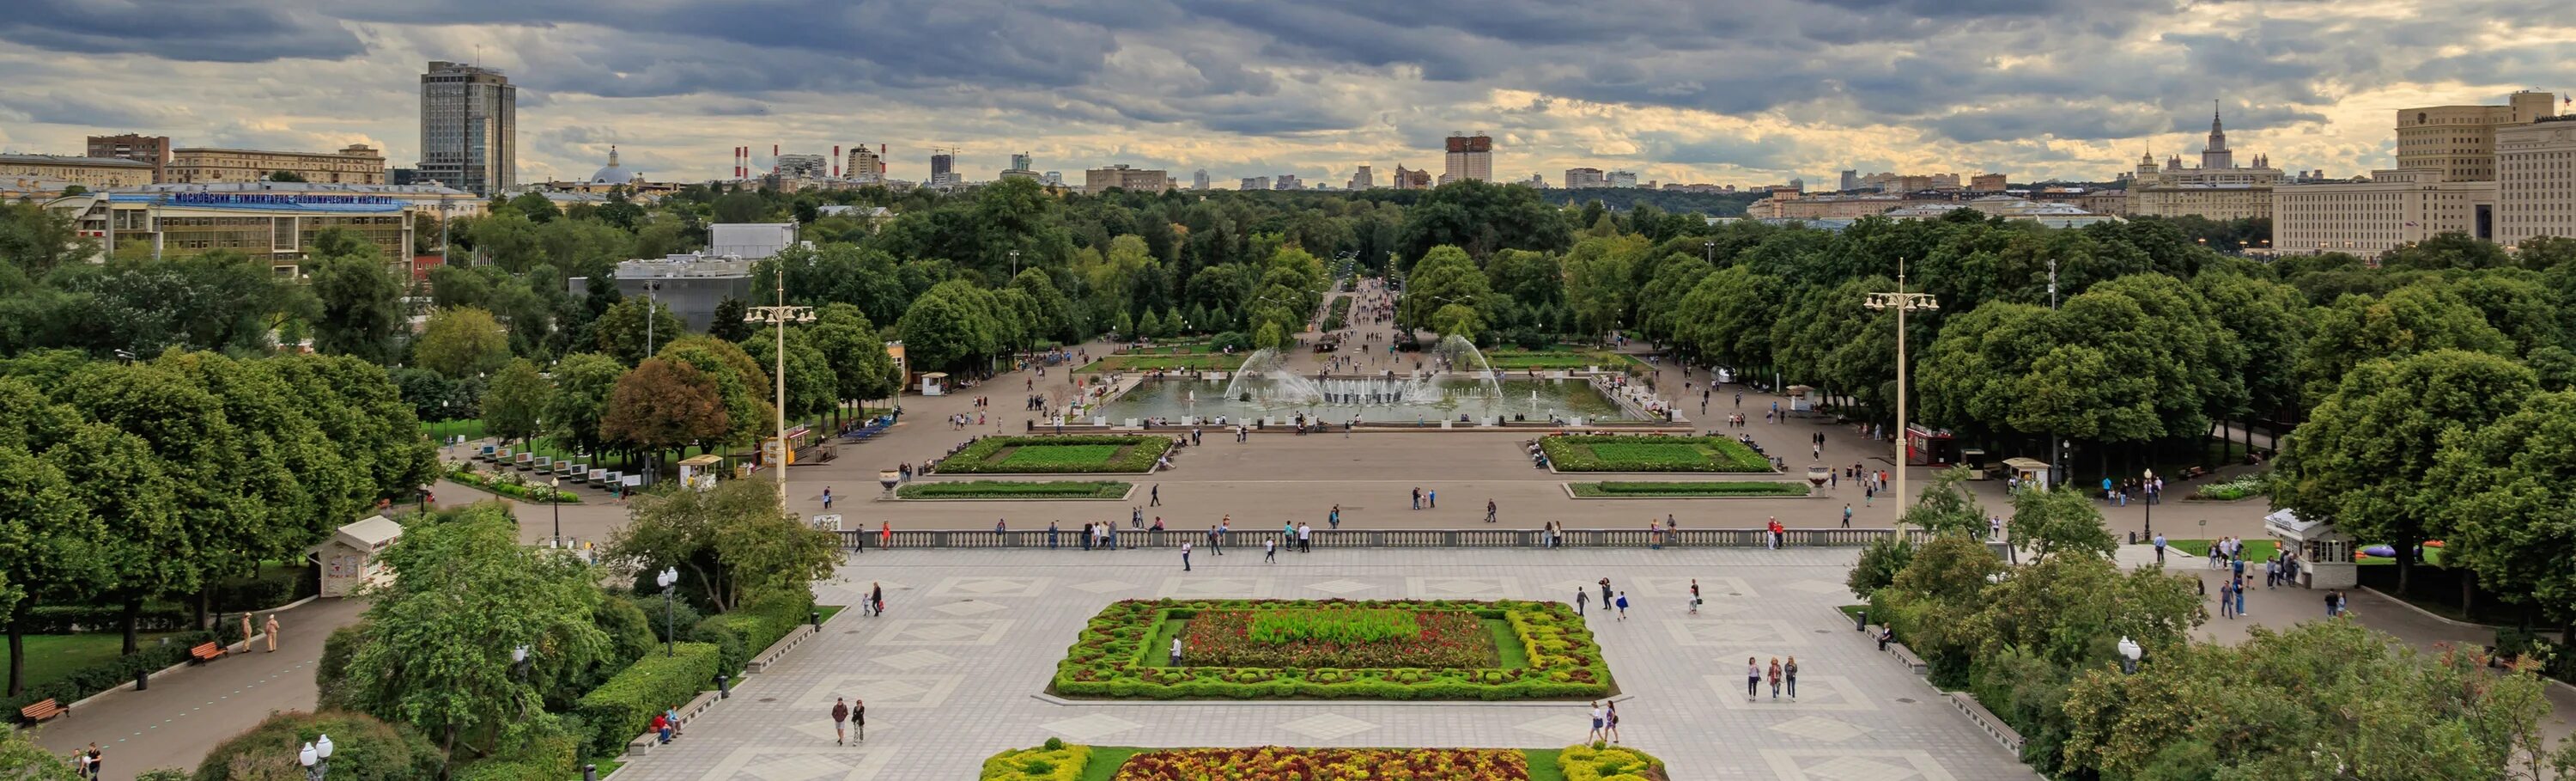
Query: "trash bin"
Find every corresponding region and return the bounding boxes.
[1854,609,1868,632]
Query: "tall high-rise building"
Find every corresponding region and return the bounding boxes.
[775,154,829,179]
[2395,90,2557,182]
[848,145,884,183]
[417,60,516,196]
[1838,169,1858,192]
[1273,174,1301,190]
[2126,105,2287,221]
[1240,176,1270,191]
[1564,168,1604,189]
[1347,165,1371,190]
[1607,171,1638,188]
[1393,166,1431,190]
[1193,168,1210,190]
[1084,164,1171,192]
[929,149,957,186]
[1443,133,1493,183]
[2495,116,2576,247]
[87,134,171,182]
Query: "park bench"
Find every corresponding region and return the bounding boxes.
[189,641,226,662]
[1948,691,2026,754]
[18,699,66,723]
[1886,641,1929,675]
[2178,465,2211,480]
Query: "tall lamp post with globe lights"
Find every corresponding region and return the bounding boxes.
[656,566,680,657]
[745,275,815,505]
[1863,259,1938,526]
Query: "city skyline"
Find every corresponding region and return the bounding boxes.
[1,2,2570,189]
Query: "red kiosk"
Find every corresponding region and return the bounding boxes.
[1905,423,1959,467]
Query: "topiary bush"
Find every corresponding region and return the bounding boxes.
[571,641,720,758]
[1558,743,1668,781]
[191,710,441,781]
[979,743,1091,781]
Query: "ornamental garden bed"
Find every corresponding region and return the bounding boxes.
[981,741,1668,781]
[935,436,1172,474]
[1051,599,1612,700]
[1568,480,1812,497]
[1479,349,1646,372]
[894,480,1133,500]
[1541,435,1774,473]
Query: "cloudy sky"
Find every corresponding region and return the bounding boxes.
[3,0,2570,189]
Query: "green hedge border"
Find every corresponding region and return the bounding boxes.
[1569,480,1811,497]
[1540,435,1775,473]
[896,480,1133,500]
[1050,599,1613,700]
[572,641,718,758]
[934,436,1173,474]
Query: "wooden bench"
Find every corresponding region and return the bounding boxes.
[19,699,66,723]
[189,642,226,662]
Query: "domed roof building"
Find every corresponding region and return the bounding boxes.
[588,146,642,185]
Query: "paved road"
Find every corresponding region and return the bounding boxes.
[33,597,367,781]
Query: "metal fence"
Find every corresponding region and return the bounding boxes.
[833,527,1932,551]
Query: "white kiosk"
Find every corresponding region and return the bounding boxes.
[2265,509,2354,589]
[315,516,404,597]
[920,371,948,397]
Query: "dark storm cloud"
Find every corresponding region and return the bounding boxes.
[0,0,363,62]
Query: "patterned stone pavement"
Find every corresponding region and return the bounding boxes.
[613,548,2037,781]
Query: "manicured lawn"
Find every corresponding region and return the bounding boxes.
[1,632,186,692]
[1570,480,1811,497]
[896,480,1132,499]
[1077,747,1145,781]
[1054,598,1611,700]
[2165,539,2279,562]
[1542,435,1774,473]
[817,606,845,623]
[422,418,486,442]
[1480,350,1644,371]
[1181,609,1497,668]
[935,436,1170,474]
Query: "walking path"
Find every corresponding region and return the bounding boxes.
[32,597,368,781]
[618,548,2035,781]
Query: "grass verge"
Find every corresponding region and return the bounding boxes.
[896,480,1132,499]
[1542,435,1773,473]
[1,632,188,693]
[1570,481,1810,497]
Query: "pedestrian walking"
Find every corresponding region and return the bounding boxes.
[1767,657,1783,700]
[2153,533,2166,565]
[871,583,884,617]
[1784,656,1800,699]
[1745,657,1760,700]
[822,486,834,510]
[851,699,865,741]
[1329,504,1341,529]
[1264,538,1276,563]
[1411,486,1422,510]
[1689,579,1702,614]
[1485,499,1498,523]
[1575,589,1588,616]
[831,698,851,744]
[1428,489,1437,509]
[1170,637,1184,666]
[1181,541,1194,571]
[1298,522,1312,552]
[1587,702,1606,742]
[1842,504,1852,528]
[82,744,102,780]
[1613,591,1629,620]
[264,613,280,651]
[1605,700,1621,743]
[1599,577,1613,606]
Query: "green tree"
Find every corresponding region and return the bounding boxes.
[266,170,307,183]
[341,503,609,760]
[655,336,774,448]
[896,280,999,373]
[1900,467,1988,534]
[2428,390,2576,645]
[0,441,108,696]
[708,296,754,343]
[543,352,625,459]
[591,296,684,366]
[2296,285,2512,406]
[305,253,406,363]
[2275,350,2537,594]
[1561,235,1648,339]
[2006,486,2117,561]
[412,306,511,379]
[808,304,900,408]
[481,357,553,447]
[608,478,836,613]
[1397,180,1571,262]
[739,326,834,423]
[0,725,82,780]
[1399,245,1492,337]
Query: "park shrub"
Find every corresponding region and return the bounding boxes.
[315,622,368,711]
[624,594,703,644]
[978,743,1091,781]
[3,629,216,718]
[933,436,1172,474]
[1050,599,1611,700]
[444,461,578,503]
[191,710,442,781]
[689,617,749,677]
[1540,435,1773,473]
[570,641,719,758]
[449,713,579,781]
[2193,473,2269,501]
[1558,743,1669,781]
[592,596,659,669]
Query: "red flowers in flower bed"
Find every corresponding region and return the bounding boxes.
[1112,747,1530,781]
[1182,609,1495,668]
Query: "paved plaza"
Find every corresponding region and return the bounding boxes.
[613,548,2038,781]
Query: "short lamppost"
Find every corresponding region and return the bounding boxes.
[2117,636,2142,674]
[549,476,563,547]
[2142,468,2157,538]
[1863,258,1939,526]
[298,734,334,781]
[656,566,680,657]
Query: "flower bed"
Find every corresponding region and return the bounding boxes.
[1052,599,1612,700]
[445,462,578,503]
[894,480,1132,499]
[979,744,1672,781]
[2193,473,2268,500]
[1570,480,1811,497]
[1114,747,1528,781]
[1541,435,1773,473]
[934,436,1172,474]
[1183,609,1494,668]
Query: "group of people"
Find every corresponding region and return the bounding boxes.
[1745,656,1801,701]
